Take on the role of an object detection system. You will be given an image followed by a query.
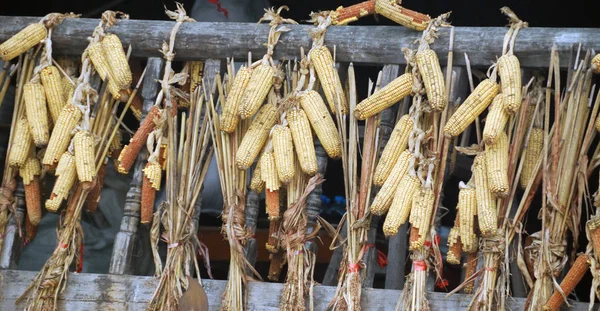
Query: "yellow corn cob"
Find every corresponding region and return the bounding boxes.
[354,73,413,120]
[373,115,413,186]
[309,46,348,115]
[446,226,462,265]
[444,79,499,137]
[250,161,265,193]
[473,153,497,237]
[261,150,279,191]
[371,150,412,215]
[498,54,522,114]
[42,104,82,168]
[486,131,509,197]
[8,118,32,167]
[299,90,342,158]
[236,104,278,170]
[20,157,42,226]
[457,184,478,253]
[383,173,420,236]
[63,78,75,103]
[592,54,600,74]
[287,108,318,175]
[482,94,509,145]
[24,81,49,147]
[46,152,76,212]
[239,64,274,119]
[520,127,543,189]
[102,34,132,90]
[409,187,435,237]
[415,48,447,110]
[87,42,112,81]
[0,23,46,61]
[40,65,66,123]
[374,0,431,31]
[73,131,96,184]
[220,66,252,132]
[189,61,204,93]
[272,125,295,183]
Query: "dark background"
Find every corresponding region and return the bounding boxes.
[2,0,600,28]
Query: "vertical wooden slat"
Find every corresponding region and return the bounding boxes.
[109,57,164,275]
[0,180,25,268]
[244,188,260,271]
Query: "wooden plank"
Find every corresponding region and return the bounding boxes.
[108,57,164,275]
[0,16,593,68]
[0,270,592,310]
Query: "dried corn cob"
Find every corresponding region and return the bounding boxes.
[409,187,435,237]
[482,94,509,145]
[287,109,318,175]
[373,115,413,186]
[24,216,38,246]
[0,23,46,61]
[416,48,447,110]
[268,251,286,281]
[239,64,274,119]
[383,173,420,237]
[130,92,144,121]
[20,157,42,226]
[220,66,252,132]
[40,65,66,123]
[87,41,122,99]
[486,131,509,197]
[299,90,342,158]
[266,217,281,252]
[520,127,543,189]
[249,161,265,193]
[261,150,280,192]
[473,153,497,237]
[118,105,161,174]
[444,79,499,137]
[408,226,422,251]
[236,104,278,170]
[110,128,122,158]
[371,150,413,215]
[592,54,600,74]
[587,216,600,259]
[46,152,76,212]
[24,81,49,147]
[102,34,132,90]
[43,104,82,168]
[63,78,75,102]
[498,54,522,114]
[141,161,162,224]
[189,61,204,93]
[446,226,462,265]
[266,190,279,220]
[354,73,413,120]
[374,0,430,31]
[272,125,295,183]
[87,161,106,213]
[309,46,348,115]
[330,0,376,25]
[8,118,32,167]
[73,131,96,184]
[463,252,478,294]
[458,184,478,253]
[544,254,590,311]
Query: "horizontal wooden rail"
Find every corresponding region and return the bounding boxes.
[0,270,592,310]
[0,16,597,68]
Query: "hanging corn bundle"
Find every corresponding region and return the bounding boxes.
[144,5,214,310]
[17,11,133,310]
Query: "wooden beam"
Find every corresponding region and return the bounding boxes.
[0,16,595,68]
[0,270,593,310]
